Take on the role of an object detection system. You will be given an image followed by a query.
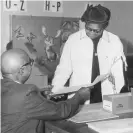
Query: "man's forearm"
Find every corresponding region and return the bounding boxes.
[26,92,83,121]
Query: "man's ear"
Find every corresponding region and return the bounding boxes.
[18,67,25,75]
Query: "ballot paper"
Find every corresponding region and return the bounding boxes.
[51,73,109,96]
[87,118,133,133]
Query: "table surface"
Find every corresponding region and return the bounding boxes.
[87,118,133,133]
[47,102,133,133]
[68,103,119,123]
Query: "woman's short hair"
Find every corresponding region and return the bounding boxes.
[81,4,111,28]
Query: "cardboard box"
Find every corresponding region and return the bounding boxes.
[103,93,133,114]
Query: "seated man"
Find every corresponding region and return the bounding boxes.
[1,48,90,133]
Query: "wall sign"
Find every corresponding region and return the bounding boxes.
[3,0,27,12]
[44,0,63,13]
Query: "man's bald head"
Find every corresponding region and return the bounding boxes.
[1,48,30,75]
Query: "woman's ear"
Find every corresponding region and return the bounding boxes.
[103,22,109,29]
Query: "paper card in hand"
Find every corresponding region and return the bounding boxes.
[51,74,109,96]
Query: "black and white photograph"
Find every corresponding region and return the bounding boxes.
[1,1,133,133]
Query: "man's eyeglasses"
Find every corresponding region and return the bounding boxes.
[85,24,103,34]
[2,58,34,76]
[22,58,34,67]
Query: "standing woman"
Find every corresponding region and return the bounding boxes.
[52,4,128,103]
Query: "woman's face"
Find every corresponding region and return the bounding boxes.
[85,23,104,39]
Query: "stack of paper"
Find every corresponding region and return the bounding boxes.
[87,118,133,133]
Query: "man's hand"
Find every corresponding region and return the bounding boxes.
[77,87,91,102]
[41,85,53,99]
[50,94,68,102]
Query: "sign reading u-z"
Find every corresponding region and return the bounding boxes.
[3,0,27,12]
[44,1,63,13]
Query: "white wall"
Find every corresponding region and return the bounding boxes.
[103,1,133,55]
[1,1,133,55]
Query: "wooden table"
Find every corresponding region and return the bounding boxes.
[45,103,133,133]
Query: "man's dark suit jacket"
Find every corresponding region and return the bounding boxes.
[1,78,84,133]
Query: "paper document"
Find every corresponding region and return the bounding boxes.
[51,73,109,96]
